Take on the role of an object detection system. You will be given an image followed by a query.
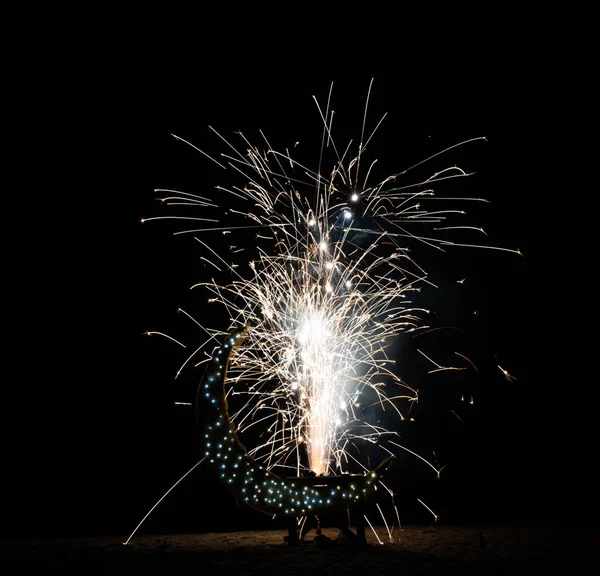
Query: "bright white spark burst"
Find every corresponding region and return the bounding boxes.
[144,80,519,478]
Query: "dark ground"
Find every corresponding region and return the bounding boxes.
[2,524,598,575]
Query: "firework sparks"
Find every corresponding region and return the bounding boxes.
[144,80,518,481]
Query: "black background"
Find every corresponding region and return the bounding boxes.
[5,27,586,541]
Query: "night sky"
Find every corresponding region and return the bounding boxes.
[7,45,583,542]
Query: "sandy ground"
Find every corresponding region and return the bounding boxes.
[2,524,598,575]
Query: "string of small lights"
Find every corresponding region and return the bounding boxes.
[196,324,393,518]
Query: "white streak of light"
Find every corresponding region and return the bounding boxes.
[364,515,384,545]
[376,503,393,542]
[388,440,441,477]
[417,498,439,522]
[144,331,186,348]
[394,505,403,531]
[123,457,205,545]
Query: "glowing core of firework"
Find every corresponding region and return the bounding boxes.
[296,311,339,475]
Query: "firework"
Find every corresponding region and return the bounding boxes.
[143,80,518,482]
